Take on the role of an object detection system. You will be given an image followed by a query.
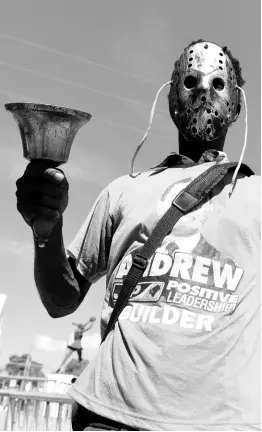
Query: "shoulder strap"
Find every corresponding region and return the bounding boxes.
[101,162,253,343]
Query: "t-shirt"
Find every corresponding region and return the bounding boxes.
[67,151,261,431]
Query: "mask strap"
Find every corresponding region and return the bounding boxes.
[130,80,173,174]
[229,86,248,197]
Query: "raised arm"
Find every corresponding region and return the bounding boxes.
[16,161,91,318]
[82,324,93,333]
[82,318,96,333]
[83,317,96,328]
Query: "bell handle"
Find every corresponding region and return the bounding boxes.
[30,159,61,248]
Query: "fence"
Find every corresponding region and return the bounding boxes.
[0,376,74,431]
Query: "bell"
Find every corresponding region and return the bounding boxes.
[5,102,92,163]
[5,102,92,247]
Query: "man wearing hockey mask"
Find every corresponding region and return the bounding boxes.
[167,39,243,162]
[15,39,260,431]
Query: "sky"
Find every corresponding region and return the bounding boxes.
[0,0,260,373]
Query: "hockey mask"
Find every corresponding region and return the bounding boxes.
[168,41,240,141]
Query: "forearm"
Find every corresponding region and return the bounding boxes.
[34,217,81,318]
[83,323,93,332]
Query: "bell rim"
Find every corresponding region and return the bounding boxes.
[4,102,92,121]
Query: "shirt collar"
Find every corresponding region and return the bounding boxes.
[151,149,229,169]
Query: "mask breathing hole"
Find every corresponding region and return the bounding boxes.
[220,119,224,124]
[192,127,197,133]
[201,96,206,102]
[189,50,194,53]
[194,107,199,113]
[219,52,224,56]
[187,109,191,114]
[207,119,212,124]
[206,108,211,114]
[206,128,211,134]
[204,44,208,49]
[213,78,225,91]
[184,75,198,89]
[215,111,218,116]
[193,118,197,123]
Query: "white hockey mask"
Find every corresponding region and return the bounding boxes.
[168,41,240,141]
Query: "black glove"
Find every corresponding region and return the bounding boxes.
[16,160,69,230]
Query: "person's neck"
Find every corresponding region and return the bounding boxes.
[178,133,226,163]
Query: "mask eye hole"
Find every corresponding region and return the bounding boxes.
[213,78,225,91]
[184,75,198,89]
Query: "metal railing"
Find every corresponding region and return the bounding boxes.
[0,375,72,392]
[0,376,74,431]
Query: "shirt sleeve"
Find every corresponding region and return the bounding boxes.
[67,186,113,283]
[218,174,261,257]
[233,174,261,231]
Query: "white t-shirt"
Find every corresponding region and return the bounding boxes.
[67,152,261,431]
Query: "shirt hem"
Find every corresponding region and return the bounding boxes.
[68,387,260,431]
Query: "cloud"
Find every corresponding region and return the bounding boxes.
[81,332,101,350]
[34,332,101,356]
[0,239,33,260]
[34,335,66,352]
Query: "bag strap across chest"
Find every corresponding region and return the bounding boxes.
[101,162,253,343]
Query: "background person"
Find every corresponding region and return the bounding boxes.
[56,317,96,373]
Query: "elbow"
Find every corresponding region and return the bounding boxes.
[36,280,83,319]
[43,295,80,319]
[47,308,70,319]
[46,304,79,319]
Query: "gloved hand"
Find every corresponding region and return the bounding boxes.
[16,160,69,241]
